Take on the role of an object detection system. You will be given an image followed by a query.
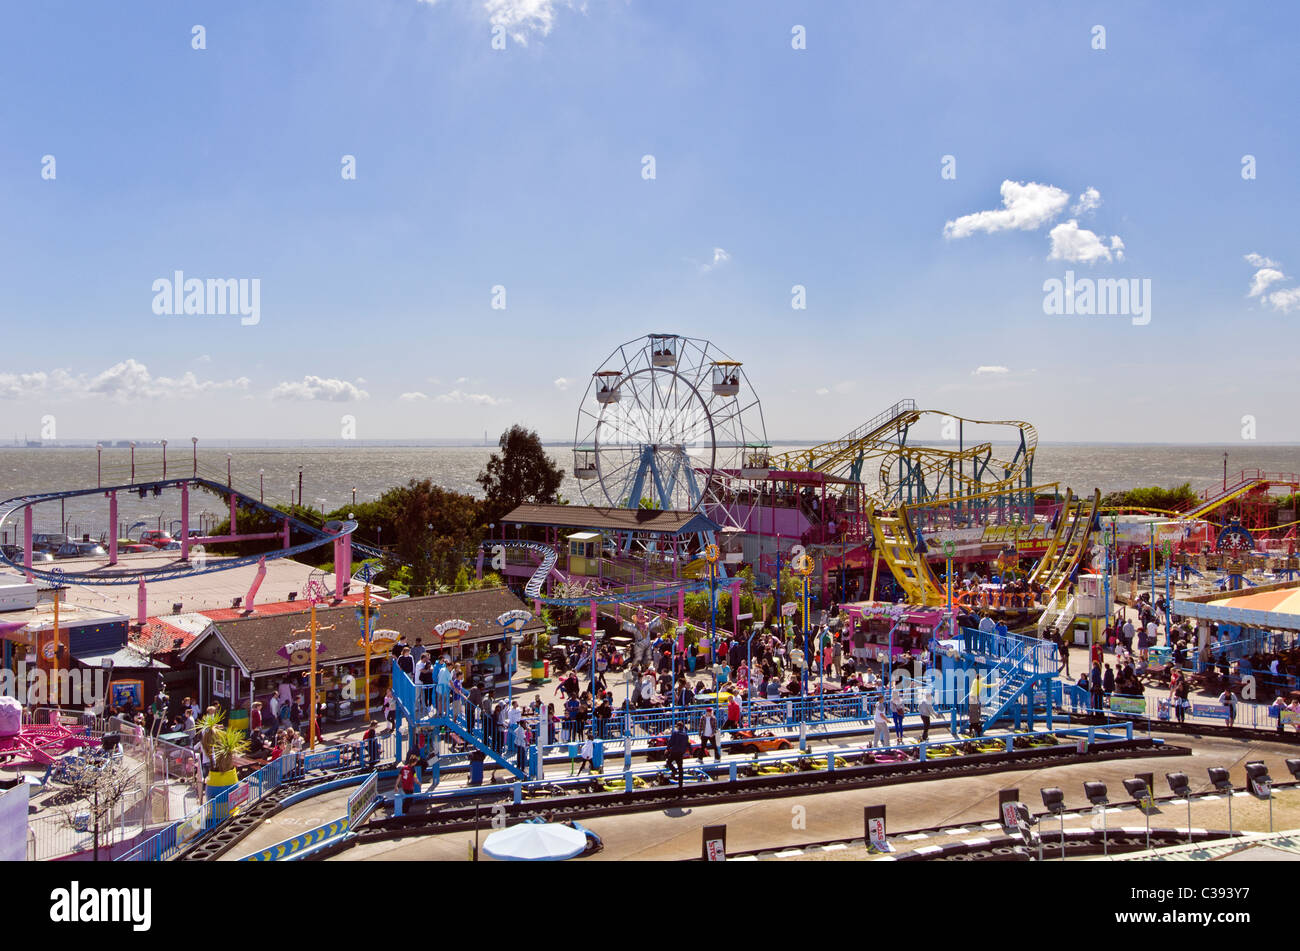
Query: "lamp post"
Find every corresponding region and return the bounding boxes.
[130,442,136,482]
[161,439,167,479]
[226,453,232,487]
[96,443,102,488]
[360,563,374,721]
[746,626,761,724]
[191,436,198,477]
[259,469,264,503]
[943,540,956,639]
[298,465,304,513]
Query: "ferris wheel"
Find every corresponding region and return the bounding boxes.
[572,334,769,528]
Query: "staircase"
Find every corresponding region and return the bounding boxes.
[391,668,527,779]
[955,628,1060,727]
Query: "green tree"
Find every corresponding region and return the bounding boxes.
[477,424,565,525]
[387,479,484,596]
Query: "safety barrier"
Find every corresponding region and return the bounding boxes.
[115,731,396,861]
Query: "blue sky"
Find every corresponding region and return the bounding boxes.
[1,0,1298,445]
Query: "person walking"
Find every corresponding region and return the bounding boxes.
[1174,679,1189,724]
[873,700,889,747]
[968,689,983,738]
[394,752,419,810]
[513,720,530,773]
[918,690,934,742]
[1089,662,1104,712]
[890,687,906,744]
[1058,632,1070,676]
[575,735,595,775]
[363,719,380,768]
[698,707,720,762]
[665,721,690,788]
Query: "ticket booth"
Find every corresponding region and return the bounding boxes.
[567,532,601,576]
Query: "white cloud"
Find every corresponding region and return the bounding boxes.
[1109,236,1125,261]
[434,389,508,406]
[1265,286,1300,313]
[1071,187,1102,216]
[1047,219,1121,264]
[462,0,582,45]
[553,377,570,391]
[0,359,249,402]
[270,376,369,401]
[399,392,429,401]
[700,247,731,273]
[943,180,1071,239]
[973,366,1010,376]
[1244,253,1300,312]
[814,387,830,396]
[1249,267,1286,298]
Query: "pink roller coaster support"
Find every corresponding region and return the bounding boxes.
[333,534,352,598]
[108,491,118,565]
[229,491,237,534]
[246,557,267,613]
[677,588,685,625]
[137,577,147,626]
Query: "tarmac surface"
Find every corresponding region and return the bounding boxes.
[301,730,1300,862]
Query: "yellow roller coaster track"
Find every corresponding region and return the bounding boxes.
[864,500,946,607]
[770,399,1038,508]
[1027,488,1101,600]
[867,488,1100,609]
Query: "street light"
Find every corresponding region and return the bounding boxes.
[130,441,136,482]
[259,469,264,502]
[191,436,198,477]
[161,439,167,479]
[96,443,103,488]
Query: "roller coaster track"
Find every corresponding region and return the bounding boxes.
[0,477,370,585]
[863,500,946,606]
[770,399,1038,510]
[492,540,711,606]
[1026,488,1101,599]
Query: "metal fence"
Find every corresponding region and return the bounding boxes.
[115,730,397,861]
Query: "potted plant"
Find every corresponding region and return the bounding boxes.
[196,708,250,797]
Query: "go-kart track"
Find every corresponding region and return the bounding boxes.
[189,717,1300,863]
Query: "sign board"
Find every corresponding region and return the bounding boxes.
[435,619,471,643]
[497,610,532,628]
[1191,704,1230,720]
[176,809,204,846]
[1281,709,1298,726]
[1001,801,1020,833]
[227,781,251,810]
[702,824,727,861]
[302,748,343,771]
[1108,696,1147,716]
[347,771,380,830]
[781,602,797,617]
[866,817,893,853]
[1250,779,1271,799]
